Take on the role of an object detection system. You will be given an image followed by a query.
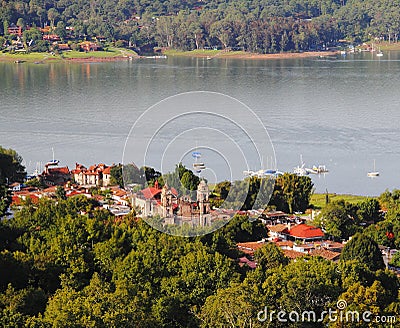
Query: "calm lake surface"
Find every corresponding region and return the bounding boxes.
[1,51,400,196]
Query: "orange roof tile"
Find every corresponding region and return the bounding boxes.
[141,187,162,199]
[310,249,341,261]
[237,241,267,255]
[47,167,70,175]
[268,224,289,233]
[283,249,305,259]
[288,224,324,239]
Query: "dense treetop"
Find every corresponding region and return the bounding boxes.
[1,0,400,53]
[1,147,400,326]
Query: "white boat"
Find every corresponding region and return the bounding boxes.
[294,163,309,176]
[193,162,206,170]
[367,159,379,177]
[45,148,59,166]
[294,155,309,176]
[307,165,329,174]
[376,48,383,57]
[45,159,59,166]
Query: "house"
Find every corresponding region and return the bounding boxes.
[268,223,289,240]
[9,182,23,192]
[284,223,325,243]
[41,166,71,186]
[310,249,341,262]
[80,41,101,52]
[57,43,70,50]
[283,249,306,260]
[71,163,114,187]
[238,256,257,269]
[43,34,61,41]
[237,241,267,257]
[8,24,22,37]
[40,26,51,33]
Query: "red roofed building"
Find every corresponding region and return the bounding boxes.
[41,166,71,187]
[286,224,325,242]
[43,34,61,41]
[71,163,113,187]
[237,241,267,256]
[80,41,101,52]
[8,24,22,37]
[283,249,306,260]
[133,180,211,226]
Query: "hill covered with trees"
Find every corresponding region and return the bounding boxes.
[1,0,400,54]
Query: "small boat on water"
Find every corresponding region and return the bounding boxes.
[367,159,379,178]
[14,60,25,63]
[307,165,329,174]
[376,48,383,57]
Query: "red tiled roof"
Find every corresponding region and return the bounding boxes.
[103,166,111,174]
[114,190,127,197]
[66,190,83,197]
[48,167,70,175]
[43,186,58,193]
[141,187,162,199]
[238,257,257,269]
[237,241,266,255]
[283,249,305,259]
[310,249,341,261]
[275,240,294,248]
[268,224,289,233]
[288,224,324,239]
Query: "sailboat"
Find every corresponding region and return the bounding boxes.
[293,154,309,176]
[367,159,379,177]
[45,147,59,166]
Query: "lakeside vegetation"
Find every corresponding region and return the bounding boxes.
[1,0,400,57]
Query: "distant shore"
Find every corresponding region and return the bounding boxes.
[163,49,341,60]
[0,48,341,63]
[3,44,400,63]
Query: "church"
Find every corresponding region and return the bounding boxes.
[133,179,212,226]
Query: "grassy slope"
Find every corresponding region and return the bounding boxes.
[0,47,137,62]
[310,193,368,209]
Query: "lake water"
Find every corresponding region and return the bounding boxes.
[1,51,400,196]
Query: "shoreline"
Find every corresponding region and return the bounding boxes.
[163,49,341,60]
[0,49,340,63]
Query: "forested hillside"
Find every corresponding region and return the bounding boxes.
[1,0,400,53]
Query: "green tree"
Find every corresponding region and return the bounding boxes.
[358,198,381,223]
[200,283,262,328]
[340,233,385,271]
[55,186,66,200]
[55,21,66,41]
[0,146,25,217]
[110,165,123,186]
[270,173,314,213]
[315,200,359,240]
[47,8,59,28]
[254,242,289,272]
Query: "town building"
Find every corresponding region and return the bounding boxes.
[133,179,212,227]
[41,165,71,186]
[71,163,113,187]
[8,24,22,37]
